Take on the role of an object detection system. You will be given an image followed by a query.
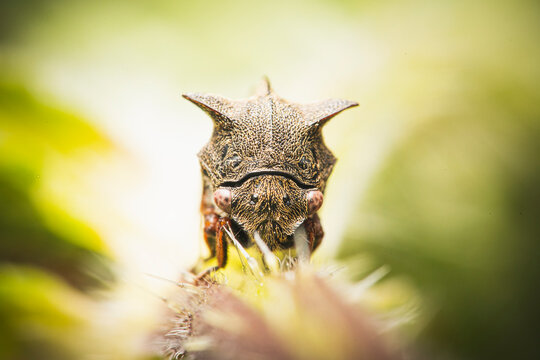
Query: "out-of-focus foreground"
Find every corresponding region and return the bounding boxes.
[1,0,539,359]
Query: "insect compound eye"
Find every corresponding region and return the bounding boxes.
[225,154,242,169]
[298,150,317,172]
[307,190,323,214]
[213,188,232,213]
[298,155,310,170]
[249,194,259,205]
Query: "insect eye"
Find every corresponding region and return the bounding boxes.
[213,188,232,213]
[225,155,241,169]
[299,155,311,170]
[307,190,324,214]
[249,194,258,205]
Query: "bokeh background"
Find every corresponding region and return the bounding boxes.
[1,0,539,359]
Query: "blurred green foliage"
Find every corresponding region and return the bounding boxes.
[0,83,114,359]
[339,59,540,359]
[0,267,91,360]
[0,83,112,289]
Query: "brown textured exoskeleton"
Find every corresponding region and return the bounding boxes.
[184,79,357,272]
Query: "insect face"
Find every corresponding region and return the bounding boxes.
[184,78,357,269]
[227,175,311,250]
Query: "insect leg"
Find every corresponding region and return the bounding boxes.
[200,172,219,259]
[193,217,229,283]
[215,217,230,268]
[202,210,219,258]
[304,213,324,253]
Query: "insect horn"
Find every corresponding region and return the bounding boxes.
[253,76,273,97]
[301,98,359,128]
[182,92,235,127]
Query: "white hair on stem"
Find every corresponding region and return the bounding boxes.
[253,231,280,273]
[222,225,264,280]
[293,224,311,264]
